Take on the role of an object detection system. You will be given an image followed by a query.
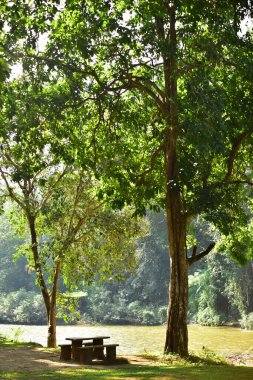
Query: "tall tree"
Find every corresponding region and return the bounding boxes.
[0,78,145,347]
[2,0,253,355]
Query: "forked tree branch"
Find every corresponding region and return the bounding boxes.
[0,168,25,208]
[187,242,215,265]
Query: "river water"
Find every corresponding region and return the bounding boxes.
[1,324,253,355]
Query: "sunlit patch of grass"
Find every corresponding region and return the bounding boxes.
[139,346,227,366]
[1,366,253,380]
[189,346,228,365]
[0,333,41,348]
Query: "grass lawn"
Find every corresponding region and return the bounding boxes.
[1,365,253,380]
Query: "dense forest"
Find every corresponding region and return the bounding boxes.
[1,211,253,329]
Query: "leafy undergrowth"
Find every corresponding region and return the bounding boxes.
[140,346,227,366]
[0,333,40,348]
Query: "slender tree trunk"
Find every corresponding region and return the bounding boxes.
[28,214,51,310]
[47,303,57,348]
[28,213,58,348]
[47,261,61,348]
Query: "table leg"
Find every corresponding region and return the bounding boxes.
[72,341,83,361]
[93,338,105,360]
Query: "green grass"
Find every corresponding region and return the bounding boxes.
[0,333,41,348]
[0,340,40,348]
[0,365,253,380]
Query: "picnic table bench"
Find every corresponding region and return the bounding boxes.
[65,336,110,361]
[78,343,119,364]
[60,336,119,363]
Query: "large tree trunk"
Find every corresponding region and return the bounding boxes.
[161,3,189,356]
[164,207,188,356]
[165,250,188,356]
[163,131,189,356]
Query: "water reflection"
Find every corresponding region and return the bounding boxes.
[1,324,253,354]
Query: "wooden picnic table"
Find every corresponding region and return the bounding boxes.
[65,336,110,361]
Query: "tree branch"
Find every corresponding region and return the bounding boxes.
[225,129,252,182]
[131,75,165,101]
[129,78,168,116]
[37,166,69,214]
[188,242,215,266]
[0,168,25,208]
[137,144,164,183]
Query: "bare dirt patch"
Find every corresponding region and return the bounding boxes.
[225,353,253,367]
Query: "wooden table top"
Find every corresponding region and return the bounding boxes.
[65,336,110,341]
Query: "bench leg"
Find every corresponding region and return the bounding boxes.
[79,348,93,364]
[60,346,72,361]
[84,342,96,359]
[106,346,117,362]
[94,346,105,360]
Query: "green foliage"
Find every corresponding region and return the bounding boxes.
[1,210,253,328]
[0,211,167,326]
[0,70,147,331]
[28,0,253,227]
[196,307,222,327]
[189,267,225,326]
[189,249,253,326]
[80,212,169,325]
[0,215,36,293]
[83,293,165,326]
[0,289,46,324]
[240,313,253,330]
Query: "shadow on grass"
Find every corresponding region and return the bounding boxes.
[1,364,253,380]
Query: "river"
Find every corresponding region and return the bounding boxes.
[1,324,253,355]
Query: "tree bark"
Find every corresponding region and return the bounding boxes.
[163,129,189,356]
[47,261,61,348]
[158,3,189,357]
[28,213,58,348]
[164,214,188,356]
[28,214,51,312]
[164,244,189,356]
